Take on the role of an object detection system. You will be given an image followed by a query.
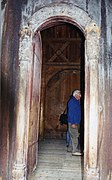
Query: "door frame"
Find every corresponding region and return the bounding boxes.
[13,4,100,180]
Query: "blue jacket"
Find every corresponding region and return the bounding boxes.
[67,96,81,124]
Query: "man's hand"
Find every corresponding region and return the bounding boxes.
[71,124,78,128]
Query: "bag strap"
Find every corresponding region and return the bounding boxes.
[63,107,67,114]
[63,99,69,114]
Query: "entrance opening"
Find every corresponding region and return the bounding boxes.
[27,21,85,179]
[27,20,86,178]
[40,22,85,151]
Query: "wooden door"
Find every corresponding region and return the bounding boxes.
[45,70,80,138]
[27,31,42,172]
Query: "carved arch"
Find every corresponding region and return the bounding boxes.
[14,4,100,180]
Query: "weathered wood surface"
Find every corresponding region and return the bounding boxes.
[28,139,84,180]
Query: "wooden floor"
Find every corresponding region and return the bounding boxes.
[28,139,84,180]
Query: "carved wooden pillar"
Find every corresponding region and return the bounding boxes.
[84,23,100,180]
[12,25,33,179]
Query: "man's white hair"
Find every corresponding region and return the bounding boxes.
[73,90,80,97]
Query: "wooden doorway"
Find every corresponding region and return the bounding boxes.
[12,5,100,178]
[39,23,85,149]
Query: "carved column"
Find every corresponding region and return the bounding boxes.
[84,23,100,180]
[12,25,33,179]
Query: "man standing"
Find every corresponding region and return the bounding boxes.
[67,90,82,156]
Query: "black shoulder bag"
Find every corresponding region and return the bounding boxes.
[59,108,68,125]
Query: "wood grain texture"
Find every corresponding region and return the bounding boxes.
[28,139,84,180]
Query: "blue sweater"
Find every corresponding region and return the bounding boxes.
[67,96,81,124]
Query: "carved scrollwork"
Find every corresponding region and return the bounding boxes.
[85,22,100,37]
[19,23,32,39]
